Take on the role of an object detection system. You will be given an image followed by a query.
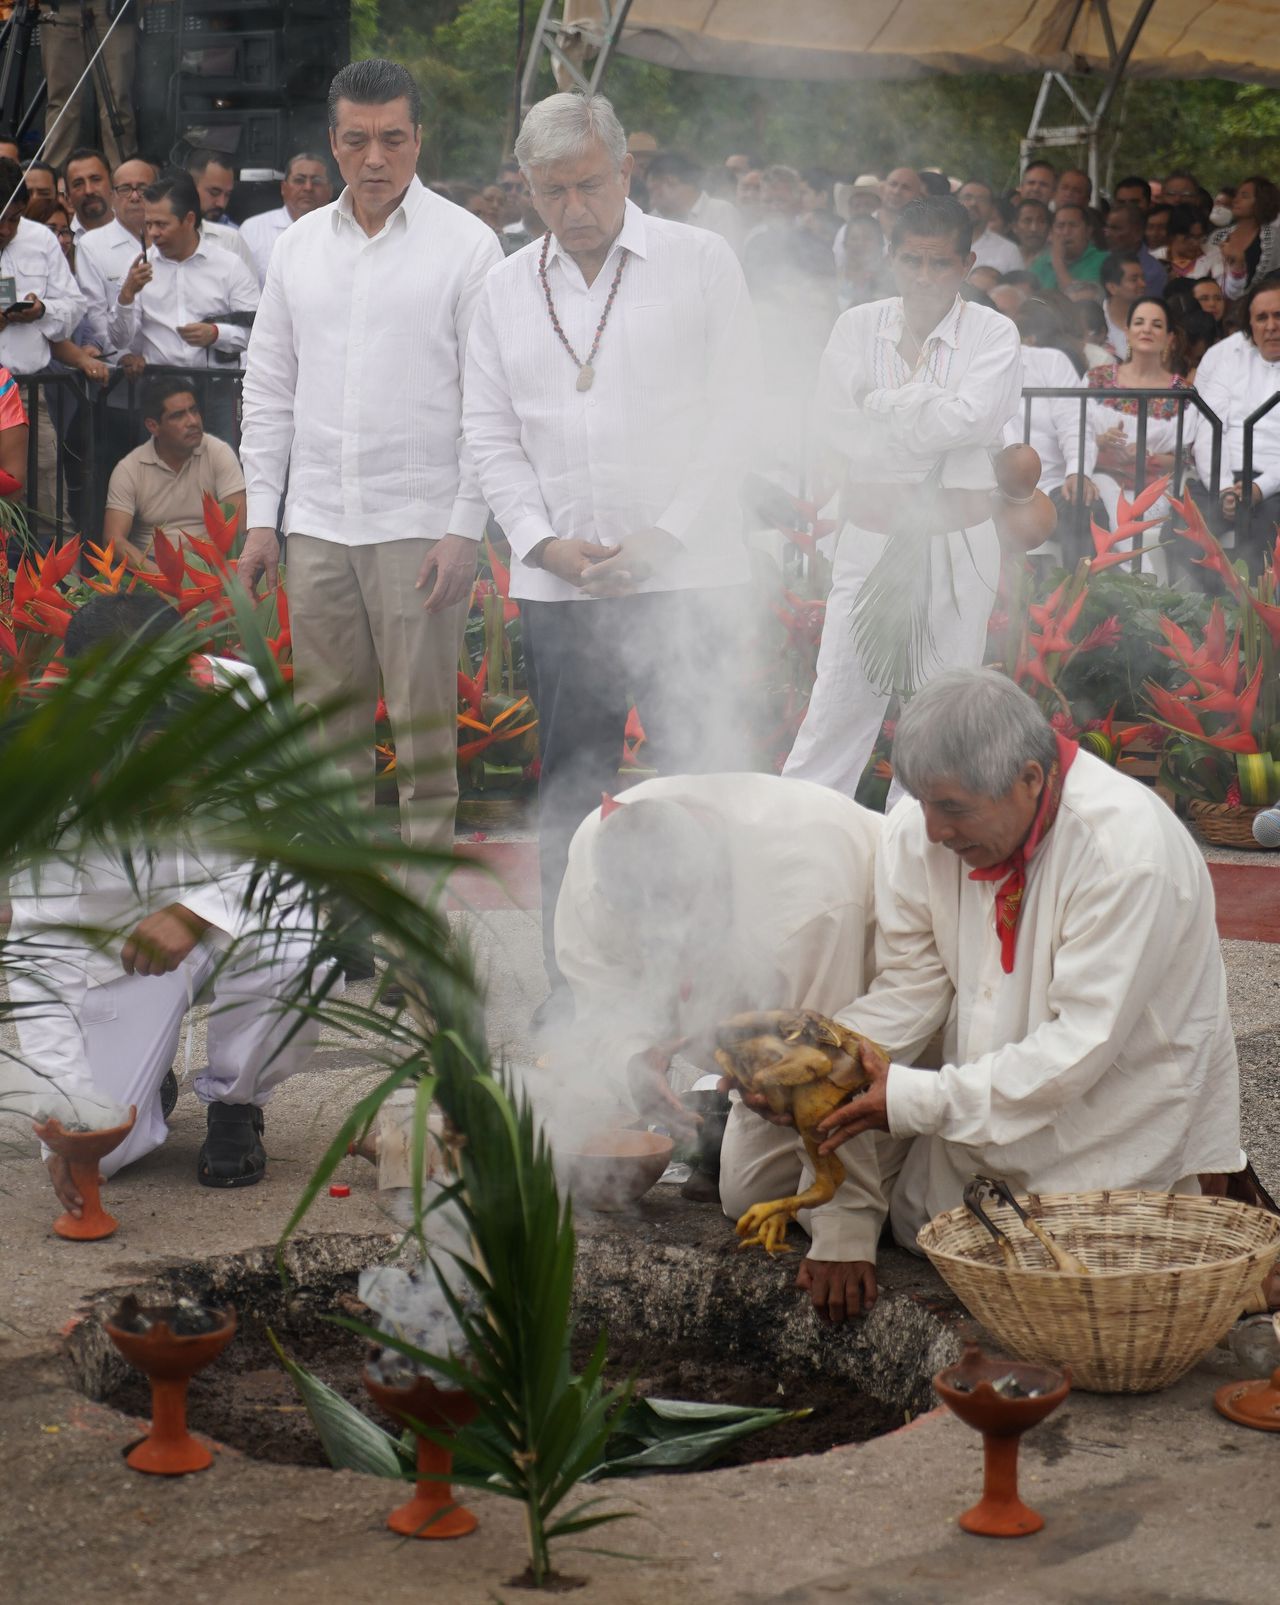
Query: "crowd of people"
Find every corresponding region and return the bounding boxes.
[7,66,1275,1326]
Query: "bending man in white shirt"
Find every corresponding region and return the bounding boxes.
[734,670,1247,1304]
[238,61,503,889]
[783,197,1022,803]
[554,773,885,1324]
[463,92,759,1025]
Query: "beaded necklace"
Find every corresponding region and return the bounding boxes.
[537,230,629,392]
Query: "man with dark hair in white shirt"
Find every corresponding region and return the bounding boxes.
[784,196,1022,804]
[464,90,759,1029]
[957,180,1020,276]
[1192,271,1280,571]
[107,170,259,371]
[239,153,335,284]
[238,59,502,893]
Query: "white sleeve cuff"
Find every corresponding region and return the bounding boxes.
[808,1207,882,1264]
[505,511,559,562]
[885,1063,945,1138]
[445,497,489,541]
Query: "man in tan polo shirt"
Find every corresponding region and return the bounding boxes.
[103,376,245,567]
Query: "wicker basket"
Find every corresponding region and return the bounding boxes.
[1189,799,1270,849]
[918,1189,1280,1394]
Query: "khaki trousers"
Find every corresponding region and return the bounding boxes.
[286,535,466,895]
[39,7,138,172]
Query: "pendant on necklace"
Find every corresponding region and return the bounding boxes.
[576,363,595,393]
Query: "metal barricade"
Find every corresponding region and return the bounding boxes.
[9,365,245,551]
[1018,385,1223,571]
[1239,389,1280,554]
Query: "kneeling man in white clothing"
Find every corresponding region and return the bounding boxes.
[736,670,1245,1290]
[7,596,333,1211]
[554,772,887,1323]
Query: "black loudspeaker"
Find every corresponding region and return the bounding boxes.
[136,0,348,181]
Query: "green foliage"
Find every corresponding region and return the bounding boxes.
[350,2,1280,185]
[1054,569,1213,724]
[272,1337,809,1480]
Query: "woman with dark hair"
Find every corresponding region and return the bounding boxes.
[1210,176,1280,299]
[1086,295,1196,573]
[1162,204,1224,284]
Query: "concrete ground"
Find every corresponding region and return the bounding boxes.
[1,840,1278,1604]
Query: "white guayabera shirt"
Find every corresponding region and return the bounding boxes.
[839,753,1243,1247]
[241,177,503,545]
[1192,330,1280,500]
[238,205,292,285]
[463,200,760,603]
[816,292,1023,494]
[106,235,260,367]
[0,216,86,373]
[1002,344,1096,494]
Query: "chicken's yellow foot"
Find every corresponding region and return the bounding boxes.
[736,1198,803,1255]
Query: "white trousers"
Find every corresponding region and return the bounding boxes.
[784,520,1002,803]
[82,933,327,1178]
[718,1099,915,1263]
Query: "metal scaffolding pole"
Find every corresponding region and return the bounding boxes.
[519,0,635,121]
[1019,0,1158,191]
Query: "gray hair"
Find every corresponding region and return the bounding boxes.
[515,93,627,175]
[893,670,1057,798]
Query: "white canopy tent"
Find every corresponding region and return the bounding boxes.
[521,2,1278,184]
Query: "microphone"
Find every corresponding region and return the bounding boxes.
[1251,805,1280,848]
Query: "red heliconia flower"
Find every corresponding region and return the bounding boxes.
[1078,614,1122,652]
[200,492,240,556]
[1145,680,1207,738]
[1250,594,1280,650]
[1226,778,1243,807]
[1167,492,1245,598]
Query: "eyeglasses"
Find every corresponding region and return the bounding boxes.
[113,182,147,196]
[287,175,330,187]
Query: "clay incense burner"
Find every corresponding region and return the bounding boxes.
[364,1359,479,1539]
[933,1342,1071,1538]
[33,1106,137,1240]
[105,1297,237,1474]
[1215,1317,1280,1433]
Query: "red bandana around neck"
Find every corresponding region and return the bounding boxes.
[967,733,1078,974]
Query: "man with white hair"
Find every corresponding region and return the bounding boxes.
[463,92,759,1027]
[555,773,886,1324]
[734,670,1245,1301]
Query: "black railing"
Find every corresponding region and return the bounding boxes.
[9,365,243,550]
[1019,386,1223,503]
[1240,389,1280,551]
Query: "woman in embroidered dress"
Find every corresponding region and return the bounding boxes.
[1086,296,1194,580]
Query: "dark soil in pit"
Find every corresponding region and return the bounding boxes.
[572,1331,904,1466]
[100,1263,902,1473]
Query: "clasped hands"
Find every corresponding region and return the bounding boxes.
[540,526,681,596]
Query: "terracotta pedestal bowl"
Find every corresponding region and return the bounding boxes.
[105,1302,236,1474]
[934,1343,1071,1537]
[364,1365,479,1539]
[33,1106,137,1240]
[1215,1364,1280,1432]
[561,1127,674,1212]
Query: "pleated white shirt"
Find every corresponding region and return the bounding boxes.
[463,200,759,602]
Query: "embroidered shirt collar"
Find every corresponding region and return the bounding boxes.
[877,293,966,351]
